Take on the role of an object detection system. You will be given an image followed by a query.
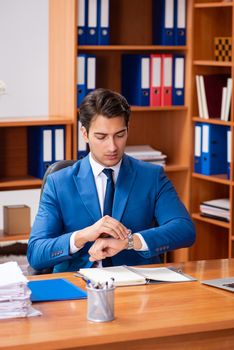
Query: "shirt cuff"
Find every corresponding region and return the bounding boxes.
[134,233,149,251]
[70,231,83,254]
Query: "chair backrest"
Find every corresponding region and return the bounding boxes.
[28,160,76,275]
[40,160,76,198]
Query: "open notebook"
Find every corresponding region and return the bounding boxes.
[77,265,196,287]
[201,277,234,293]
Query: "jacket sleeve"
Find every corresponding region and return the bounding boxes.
[27,175,74,270]
[138,167,196,258]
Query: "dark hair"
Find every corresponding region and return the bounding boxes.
[79,88,131,132]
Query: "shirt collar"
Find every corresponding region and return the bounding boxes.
[89,153,122,180]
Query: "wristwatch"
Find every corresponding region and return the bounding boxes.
[127,230,134,250]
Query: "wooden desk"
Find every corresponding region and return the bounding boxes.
[1,259,234,350]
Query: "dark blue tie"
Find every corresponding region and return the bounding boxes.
[103,168,114,217]
[102,168,114,267]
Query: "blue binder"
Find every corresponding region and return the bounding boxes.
[28,126,54,179]
[201,124,228,175]
[174,0,186,45]
[152,0,175,45]
[97,0,110,45]
[77,54,87,107]
[172,54,185,105]
[87,0,98,45]
[28,278,87,302]
[77,0,88,45]
[86,54,96,95]
[122,54,150,106]
[77,120,88,159]
[194,122,202,174]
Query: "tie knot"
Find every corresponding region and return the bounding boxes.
[103,168,113,180]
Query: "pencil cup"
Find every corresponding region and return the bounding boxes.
[86,286,115,322]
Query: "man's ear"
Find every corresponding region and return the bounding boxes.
[81,126,89,143]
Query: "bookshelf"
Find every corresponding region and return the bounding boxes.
[190,0,234,260]
[1,0,193,263]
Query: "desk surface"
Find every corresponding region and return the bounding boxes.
[1,259,234,350]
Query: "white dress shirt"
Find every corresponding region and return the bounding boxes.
[70,154,148,255]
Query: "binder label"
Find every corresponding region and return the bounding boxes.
[43,130,52,162]
[101,0,109,27]
[87,57,96,89]
[78,0,85,26]
[177,0,186,28]
[141,58,150,89]
[195,126,201,157]
[77,56,85,84]
[152,57,161,86]
[55,129,65,161]
[165,0,174,28]
[202,125,209,153]
[88,0,97,27]
[164,57,172,87]
[175,58,184,88]
[227,130,231,163]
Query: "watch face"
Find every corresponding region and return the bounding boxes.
[127,232,134,250]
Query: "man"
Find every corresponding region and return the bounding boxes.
[27,88,195,273]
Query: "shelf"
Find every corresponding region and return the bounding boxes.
[194,2,233,9]
[77,106,188,113]
[165,165,189,172]
[78,45,188,51]
[0,176,42,190]
[192,173,231,185]
[0,230,29,242]
[0,116,73,127]
[192,213,230,229]
[193,60,233,67]
[192,117,233,125]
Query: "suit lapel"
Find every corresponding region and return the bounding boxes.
[73,157,102,222]
[113,155,136,221]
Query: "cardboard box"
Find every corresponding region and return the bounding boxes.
[3,205,31,235]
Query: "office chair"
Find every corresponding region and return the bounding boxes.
[27,159,76,275]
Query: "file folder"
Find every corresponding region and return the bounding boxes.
[150,54,162,106]
[86,55,96,95]
[77,120,88,159]
[194,123,202,173]
[97,0,110,45]
[54,126,65,162]
[172,55,185,105]
[152,0,175,45]
[28,126,53,179]
[201,124,228,175]
[122,54,150,106]
[174,0,186,45]
[77,0,87,45]
[227,129,231,179]
[161,54,172,106]
[87,0,98,45]
[28,278,87,302]
[77,54,87,107]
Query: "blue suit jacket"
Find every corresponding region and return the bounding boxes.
[27,155,195,272]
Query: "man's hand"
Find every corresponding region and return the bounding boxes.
[88,237,128,262]
[74,216,129,249]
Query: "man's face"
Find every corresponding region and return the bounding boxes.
[81,114,128,167]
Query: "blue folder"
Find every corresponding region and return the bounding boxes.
[201,124,228,175]
[194,122,202,174]
[172,54,185,105]
[152,0,175,45]
[28,278,87,302]
[77,0,88,45]
[122,54,150,106]
[174,0,186,45]
[97,0,110,45]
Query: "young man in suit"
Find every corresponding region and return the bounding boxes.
[27,88,195,272]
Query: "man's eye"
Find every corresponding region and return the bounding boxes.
[117,133,125,138]
[96,135,106,140]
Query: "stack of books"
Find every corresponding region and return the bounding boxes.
[195,74,232,121]
[200,198,230,222]
[125,145,167,166]
[0,262,41,319]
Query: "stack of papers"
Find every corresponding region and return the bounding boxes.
[200,198,230,222]
[0,261,41,319]
[125,145,167,166]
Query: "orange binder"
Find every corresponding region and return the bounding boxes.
[162,54,173,106]
[150,54,162,106]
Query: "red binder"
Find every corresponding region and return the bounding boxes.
[161,54,172,106]
[150,54,162,106]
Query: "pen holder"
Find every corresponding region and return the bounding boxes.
[86,285,115,322]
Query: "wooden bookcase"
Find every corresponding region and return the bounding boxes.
[190,0,234,260]
[0,0,194,263]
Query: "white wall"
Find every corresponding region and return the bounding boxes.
[0,0,48,117]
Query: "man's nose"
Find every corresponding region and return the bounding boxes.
[108,137,117,151]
